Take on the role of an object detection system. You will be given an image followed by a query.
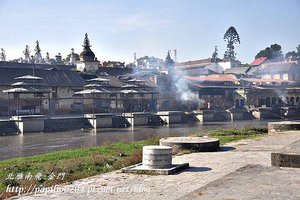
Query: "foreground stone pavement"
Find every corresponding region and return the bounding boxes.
[182,165,300,200]
[13,132,300,200]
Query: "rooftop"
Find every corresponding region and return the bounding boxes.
[184,74,237,83]
[256,61,299,74]
[250,57,268,66]
[0,67,85,87]
[224,66,251,75]
[241,77,295,84]
[175,58,212,69]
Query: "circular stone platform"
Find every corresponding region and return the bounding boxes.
[159,136,220,153]
[268,121,300,134]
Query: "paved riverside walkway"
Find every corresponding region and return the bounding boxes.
[14,132,300,200]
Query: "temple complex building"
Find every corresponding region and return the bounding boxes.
[34,41,43,64]
[76,33,100,72]
[0,48,6,61]
[69,48,77,65]
[23,45,31,63]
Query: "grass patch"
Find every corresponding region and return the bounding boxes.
[0,138,158,199]
[194,127,268,145]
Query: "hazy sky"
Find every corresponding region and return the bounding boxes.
[0,0,299,64]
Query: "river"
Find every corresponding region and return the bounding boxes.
[0,120,271,161]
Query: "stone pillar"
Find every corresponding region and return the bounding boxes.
[142,145,172,169]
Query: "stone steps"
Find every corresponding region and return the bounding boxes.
[44,118,92,132]
[148,114,166,126]
[0,121,19,135]
[271,139,300,168]
[112,116,131,128]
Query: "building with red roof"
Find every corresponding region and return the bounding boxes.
[250,57,268,66]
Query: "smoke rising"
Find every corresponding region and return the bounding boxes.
[173,69,205,108]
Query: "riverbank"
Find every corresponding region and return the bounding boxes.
[0,127,268,199]
[11,131,300,200]
[0,120,271,161]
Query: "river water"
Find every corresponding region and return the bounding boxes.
[0,120,271,161]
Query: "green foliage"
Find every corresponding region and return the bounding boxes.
[285,44,300,59]
[223,26,241,60]
[255,44,284,60]
[125,63,137,68]
[285,51,298,59]
[136,56,164,69]
[102,61,125,68]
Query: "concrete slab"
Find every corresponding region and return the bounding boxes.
[182,164,300,200]
[268,121,300,134]
[159,136,219,153]
[271,139,300,168]
[121,163,189,175]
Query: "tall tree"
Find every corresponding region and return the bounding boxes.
[223,26,240,60]
[285,44,300,59]
[255,44,283,60]
[285,51,297,59]
[136,56,164,69]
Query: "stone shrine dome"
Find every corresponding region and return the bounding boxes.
[79,33,96,62]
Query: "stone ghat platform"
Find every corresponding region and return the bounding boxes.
[160,136,220,153]
[182,164,300,200]
[268,121,300,134]
[271,139,300,168]
[13,131,300,200]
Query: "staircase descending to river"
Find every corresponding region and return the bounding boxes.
[148,114,166,126]
[112,115,131,128]
[44,117,93,132]
[0,121,19,135]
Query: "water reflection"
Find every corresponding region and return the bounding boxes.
[0,120,270,160]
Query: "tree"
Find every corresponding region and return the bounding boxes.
[255,44,283,60]
[285,44,300,59]
[136,56,164,69]
[285,51,297,59]
[223,26,240,60]
[102,61,125,68]
[125,63,137,68]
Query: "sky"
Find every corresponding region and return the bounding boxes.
[0,0,299,64]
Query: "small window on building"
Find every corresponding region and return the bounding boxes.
[235,99,240,107]
[273,74,280,80]
[266,97,271,107]
[272,97,277,105]
[259,99,266,107]
[278,98,283,106]
[240,99,245,107]
[290,97,295,105]
[283,74,289,80]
